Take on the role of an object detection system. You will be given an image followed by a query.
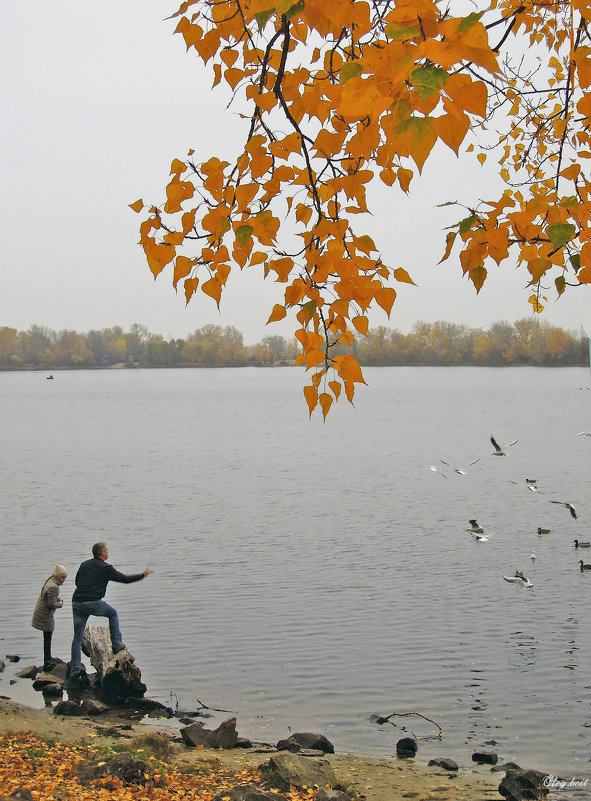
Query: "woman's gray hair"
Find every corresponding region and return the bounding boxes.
[53,565,68,579]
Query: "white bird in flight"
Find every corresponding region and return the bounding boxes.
[549,500,578,519]
[439,457,480,475]
[491,435,518,456]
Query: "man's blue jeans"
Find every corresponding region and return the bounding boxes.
[71,600,123,674]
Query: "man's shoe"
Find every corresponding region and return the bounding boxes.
[65,673,85,690]
[112,642,127,654]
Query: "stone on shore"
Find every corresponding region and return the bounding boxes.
[428,757,459,771]
[498,768,549,800]
[276,732,335,754]
[472,749,498,765]
[180,718,239,749]
[77,752,149,786]
[53,700,85,716]
[259,751,338,792]
[396,737,417,758]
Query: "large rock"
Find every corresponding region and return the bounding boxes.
[81,625,146,704]
[80,698,110,716]
[54,700,84,716]
[180,718,239,749]
[276,733,334,754]
[472,749,498,765]
[428,757,458,771]
[259,752,338,792]
[212,786,288,801]
[396,737,417,758]
[498,769,549,800]
[77,752,149,785]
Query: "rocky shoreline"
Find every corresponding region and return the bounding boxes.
[0,643,556,800]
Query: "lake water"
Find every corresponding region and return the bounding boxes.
[1,366,591,790]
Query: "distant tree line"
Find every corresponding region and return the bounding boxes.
[0,318,587,371]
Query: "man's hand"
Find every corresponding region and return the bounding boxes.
[142,568,153,577]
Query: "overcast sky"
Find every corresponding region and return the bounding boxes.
[2,1,589,346]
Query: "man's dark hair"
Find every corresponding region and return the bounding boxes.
[92,542,107,558]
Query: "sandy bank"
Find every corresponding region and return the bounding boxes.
[0,697,503,800]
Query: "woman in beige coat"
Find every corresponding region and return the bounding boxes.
[31,565,67,671]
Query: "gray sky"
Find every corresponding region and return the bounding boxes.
[2,1,588,346]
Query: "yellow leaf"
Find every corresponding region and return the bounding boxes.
[334,354,366,384]
[393,267,415,285]
[477,153,487,165]
[201,277,222,305]
[305,348,326,369]
[129,199,144,213]
[267,304,287,323]
[143,239,175,278]
[319,392,333,420]
[184,277,199,303]
[528,293,545,312]
[578,265,591,283]
[304,385,318,417]
[397,168,413,192]
[329,380,341,400]
[170,158,186,175]
[375,286,396,315]
[164,177,194,213]
[173,255,196,288]
[352,316,369,336]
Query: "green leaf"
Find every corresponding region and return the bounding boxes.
[459,214,477,235]
[458,12,484,34]
[385,22,420,40]
[555,275,566,296]
[301,299,317,322]
[235,224,254,245]
[411,66,448,101]
[340,62,363,85]
[569,253,581,272]
[547,222,576,250]
[255,9,274,29]
[285,0,305,19]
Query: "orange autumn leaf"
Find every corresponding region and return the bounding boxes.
[304,384,318,416]
[129,198,144,213]
[329,380,342,400]
[352,315,369,336]
[173,255,197,288]
[184,276,199,302]
[319,392,333,420]
[201,276,223,305]
[334,353,366,384]
[143,239,175,278]
[267,304,287,323]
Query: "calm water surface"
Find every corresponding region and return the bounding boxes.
[1,366,591,788]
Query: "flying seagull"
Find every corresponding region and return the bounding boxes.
[491,435,518,456]
[428,464,447,479]
[503,572,534,589]
[467,519,486,533]
[550,500,577,519]
[439,457,480,475]
[577,432,591,437]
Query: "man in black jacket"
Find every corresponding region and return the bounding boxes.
[68,542,152,683]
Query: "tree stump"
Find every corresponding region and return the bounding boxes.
[81,625,146,704]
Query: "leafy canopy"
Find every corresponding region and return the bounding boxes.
[132,0,591,417]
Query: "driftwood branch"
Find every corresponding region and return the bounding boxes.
[372,711,443,740]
